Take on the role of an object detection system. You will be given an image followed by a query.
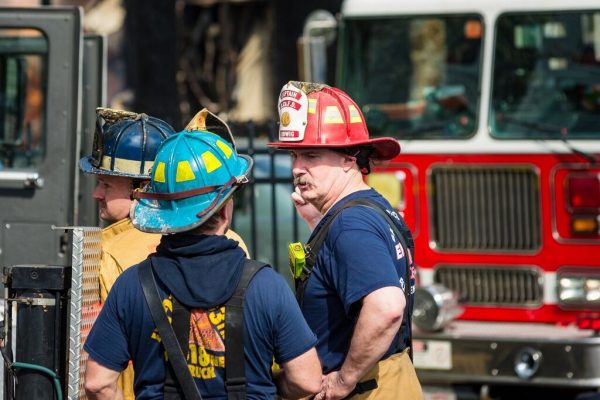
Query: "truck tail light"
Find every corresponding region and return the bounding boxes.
[567,174,600,209]
[565,173,600,238]
[571,216,599,236]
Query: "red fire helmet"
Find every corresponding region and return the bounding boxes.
[268,81,400,160]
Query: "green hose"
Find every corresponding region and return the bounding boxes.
[10,361,63,400]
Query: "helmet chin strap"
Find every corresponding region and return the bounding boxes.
[196,179,239,218]
[131,176,242,219]
[131,176,239,201]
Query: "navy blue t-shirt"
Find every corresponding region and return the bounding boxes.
[302,189,415,373]
[84,265,316,399]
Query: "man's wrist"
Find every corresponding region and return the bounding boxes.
[338,367,358,389]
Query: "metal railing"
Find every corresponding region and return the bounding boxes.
[230,122,309,276]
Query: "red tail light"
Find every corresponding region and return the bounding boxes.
[567,174,600,210]
[564,173,600,238]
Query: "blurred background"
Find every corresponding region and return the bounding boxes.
[5,0,342,129]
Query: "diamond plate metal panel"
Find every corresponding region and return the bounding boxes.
[67,227,101,400]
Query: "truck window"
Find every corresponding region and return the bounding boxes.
[0,28,47,169]
[491,11,600,139]
[338,14,483,139]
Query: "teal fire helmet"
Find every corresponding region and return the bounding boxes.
[131,130,252,234]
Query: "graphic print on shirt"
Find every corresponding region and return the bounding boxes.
[385,207,416,295]
[151,295,227,380]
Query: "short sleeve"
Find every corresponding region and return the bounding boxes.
[273,281,316,364]
[245,269,316,365]
[328,212,401,315]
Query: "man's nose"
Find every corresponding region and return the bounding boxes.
[291,158,305,177]
[92,183,104,200]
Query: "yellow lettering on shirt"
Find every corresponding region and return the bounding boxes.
[149,301,228,381]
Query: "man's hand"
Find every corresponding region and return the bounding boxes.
[320,287,405,400]
[291,186,322,231]
[316,371,355,400]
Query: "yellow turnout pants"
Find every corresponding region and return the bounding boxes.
[350,349,423,400]
[117,363,135,400]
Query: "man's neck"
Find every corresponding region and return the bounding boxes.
[320,176,370,215]
[190,223,229,236]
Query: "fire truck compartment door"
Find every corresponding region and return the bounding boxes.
[78,33,105,228]
[0,7,83,267]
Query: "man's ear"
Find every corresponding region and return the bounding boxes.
[219,199,234,221]
[342,154,357,172]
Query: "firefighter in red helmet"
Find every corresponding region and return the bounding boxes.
[269,81,422,400]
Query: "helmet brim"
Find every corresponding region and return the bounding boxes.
[79,156,152,179]
[131,154,253,234]
[267,137,400,160]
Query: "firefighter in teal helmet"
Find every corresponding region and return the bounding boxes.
[83,130,322,399]
[130,131,253,233]
[80,108,249,400]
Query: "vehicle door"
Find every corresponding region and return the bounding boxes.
[0,7,83,268]
[78,33,105,228]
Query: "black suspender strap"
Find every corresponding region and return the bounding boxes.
[298,198,415,360]
[224,259,268,400]
[346,199,414,361]
[295,203,354,305]
[139,259,203,400]
[299,198,414,295]
[140,257,267,400]
[164,296,192,399]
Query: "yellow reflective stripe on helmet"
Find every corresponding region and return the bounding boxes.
[308,99,317,114]
[324,106,344,124]
[201,151,222,173]
[176,161,196,182]
[154,162,166,183]
[101,156,154,176]
[348,105,362,123]
[216,140,232,159]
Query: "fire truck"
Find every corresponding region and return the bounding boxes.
[0,6,103,272]
[301,0,600,398]
[1,1,600,399]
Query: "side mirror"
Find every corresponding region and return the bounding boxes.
[297,10,337,83]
